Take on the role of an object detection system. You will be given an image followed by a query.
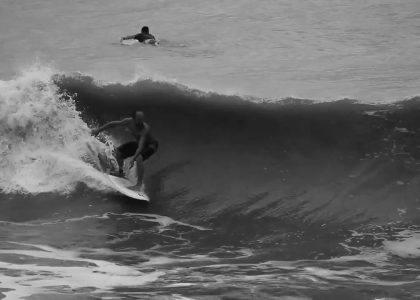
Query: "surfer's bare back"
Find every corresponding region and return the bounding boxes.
[92,111,158,191]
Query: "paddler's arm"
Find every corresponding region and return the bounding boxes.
[92,118,130,136]
[120,34,137,43]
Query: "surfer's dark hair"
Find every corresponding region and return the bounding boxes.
[141,26,149,34]
[132,110,144,119]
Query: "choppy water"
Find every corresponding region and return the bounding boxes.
[0,64,419,299]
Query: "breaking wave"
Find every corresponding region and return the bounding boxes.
[2,64,420,226]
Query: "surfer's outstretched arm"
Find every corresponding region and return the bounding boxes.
[92,118,129,135]
[120,35,136,42]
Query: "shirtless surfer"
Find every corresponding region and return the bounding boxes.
[120,26,158,45]
[92,111,158,191]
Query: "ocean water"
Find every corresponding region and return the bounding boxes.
[1,1,420,299]
[1,0,420,101]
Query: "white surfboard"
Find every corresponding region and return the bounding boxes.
[106,174,149,201]
[144,38,159,46]
[86,143,149,201]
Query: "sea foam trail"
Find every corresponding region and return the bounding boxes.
[0,65,110,194]
[0,242,163,300]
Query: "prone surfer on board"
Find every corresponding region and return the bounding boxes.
[92,111,159,191]
[120,26,158,45]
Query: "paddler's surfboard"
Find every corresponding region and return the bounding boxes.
[106,174,149,201]
[144,38,159,46]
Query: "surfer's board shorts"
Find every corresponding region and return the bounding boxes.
[117,141,158,161]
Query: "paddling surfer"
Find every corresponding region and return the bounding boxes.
[92,111,158,191]
[120,26,158,45]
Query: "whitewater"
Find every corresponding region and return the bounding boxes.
[1,0,420,299]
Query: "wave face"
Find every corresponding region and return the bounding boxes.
[50,71,420,226]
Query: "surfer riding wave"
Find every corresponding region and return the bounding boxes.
[92,110,158,191]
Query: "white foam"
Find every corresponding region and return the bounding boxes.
[0,64,112,194]
[170,294,197,300]
[0,213,110,227]
[383,230,420,258]
[0,242,164,300]
[120,213,210,232]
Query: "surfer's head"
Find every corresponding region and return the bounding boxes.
[132,110,144,126]
[141,26,149,34]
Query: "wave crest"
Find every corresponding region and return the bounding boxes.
[0,65,108,194]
